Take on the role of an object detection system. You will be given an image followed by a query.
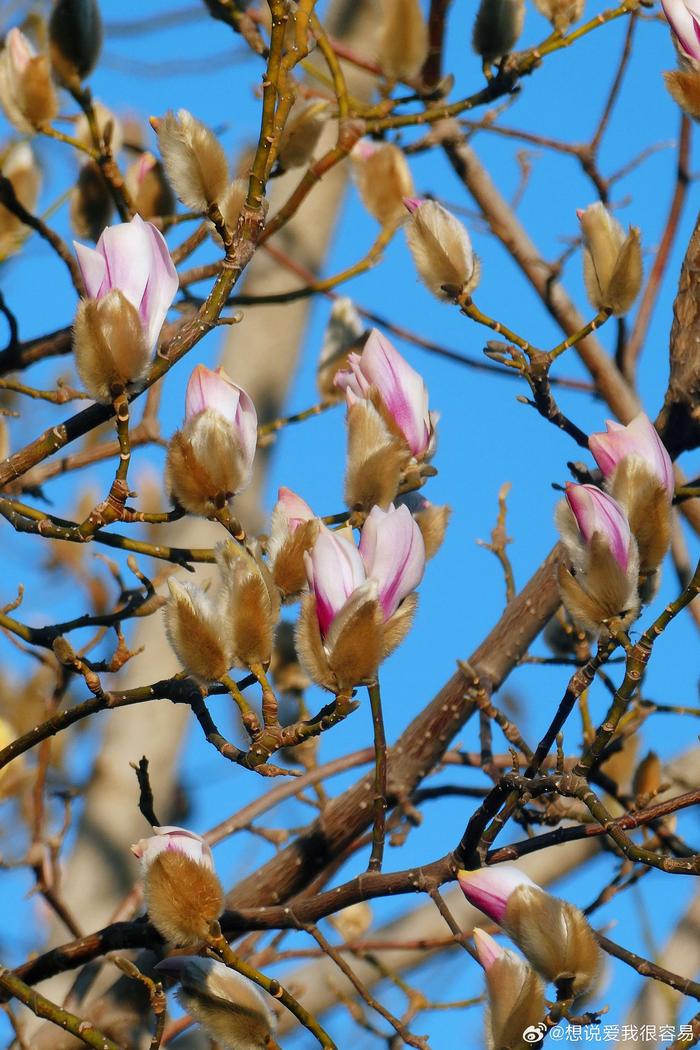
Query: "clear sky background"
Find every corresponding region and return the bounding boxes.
[1,0,699,1046]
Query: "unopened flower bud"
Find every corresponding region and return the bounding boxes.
[155,108,229,212]
[589,413,673,579]
[0,141,41,259]
[556,482,640,634]
[359,503,425,621]
[278,100,329,171]
[166,365,258,517]
[473,929,546,1050]
[316,298,366,400]
[378,0,429,82]
[460,866,602,997]
[663,68,700,119]
[70,160,113,242]
[532,0,584,31]
[49,0,103,84]
[131,826,223,947]
[0,27,58,134]
[217,541,280,669]
[343,397,407,511]
[351,140,415,227]
[661,0,700,64]
[74,99,122,154]
[154,956,276,1050]
[267,487,319,600]
[472,0,525,65]
[578,203,642,316]
[633,750,662,799]
[404,198,480,300]
[164,577,231,682]
[397,492,451,558]
[125,151,175,220]
[73,290,149,401]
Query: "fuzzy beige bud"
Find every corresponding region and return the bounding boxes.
[217,542,280,669]
[278,101,329,170]
[664,68,700,119]
[504,884,602,996]
[296,585,383,691]
[579,202,642,316]
[330,901,373,941]
[607,458,673,583]
[533,0,584,30]
[316,298,366,400]
[164,577,231,682]
[352,141,415,227]
[344,398,408,512]
[633,750,662,799]
[472,0,525,64]
[145,850,223,948]
[156,108,229,212]
[400,497,451,559]
[404,199,480,300]
[479,944,546,1050]
[70,160,113,242]
[73,289,151,402]
[0,28,58,135]
[378,0,429,82]
[269,518,319,600]
[0,141,41,259]
[125,152,175,220]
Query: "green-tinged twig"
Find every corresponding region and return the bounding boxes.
[0,968,122,1050]
[548,308,613,361]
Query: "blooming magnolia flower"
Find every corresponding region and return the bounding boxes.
[564,482,632,572]
[130,825,214,871]
[166,365,258,516]
[404,197,480,301]
[589,412,674,497]
[335,328,433,457]
[305,526,368,639]
[661,0,700,61]
[0,27,58,134]
[74,214,178,350]
[458,865,537,925]
[359,503,425,620]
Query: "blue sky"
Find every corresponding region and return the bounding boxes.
[1,0,699,1046]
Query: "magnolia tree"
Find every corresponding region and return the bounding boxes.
[0,0,699,1048]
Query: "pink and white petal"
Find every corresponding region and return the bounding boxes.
[233,384,258,469]
[74,241,108,299]
[97,220,152,311]
[277,487,314,527]
[473,928,505,971]
[140,218,179,347]
[457,866,537,926]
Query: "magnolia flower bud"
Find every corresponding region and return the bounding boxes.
[73,215,178,400]
[556,483,640,634]
[0,141,40,259]
[125,151,175,220]
[335,328,435,457]
[164,577,231,682]
[460,867,602,997]
[661,0,700,64]
[330,901,373,941]
[664,67,700,118]
[351,140,415,227]
[131,826,223,947]
[316,298,366,400]
[578,203,642,316]
[397,492,451,559]
[154,956,276,1050]
[473,929,546,1050]
[166,365,258,517]
[589,413,673,579]
[74,99,123,155]
[378,0,429,82]
[297,510,424,691]
[216,541,280,669]
[70,161,113,242]
[343,398,407,511]
[267,487,319,600]
[0,27,59,134]
[472,0,525,64]
[155,108,229,212]
[532,0,584,31]
[49,0,103,84]
[404,198,480,300]
[278,100,329,171]
[633,750,662,799]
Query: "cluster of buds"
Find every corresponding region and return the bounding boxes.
[0,27,58,135]
[72,214,179,402]
[556,413,674,631]
[351,139,415,227]
[130,826,223,947]
[377,0,429,83]
[404,197,480,302]
[164,541,279,681]
[460,865,602,1000]
[165,364,258,517]
[155,956,276,1050]
[296,503,425,691]
[334,327,436,511]
[578,203,642,316]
